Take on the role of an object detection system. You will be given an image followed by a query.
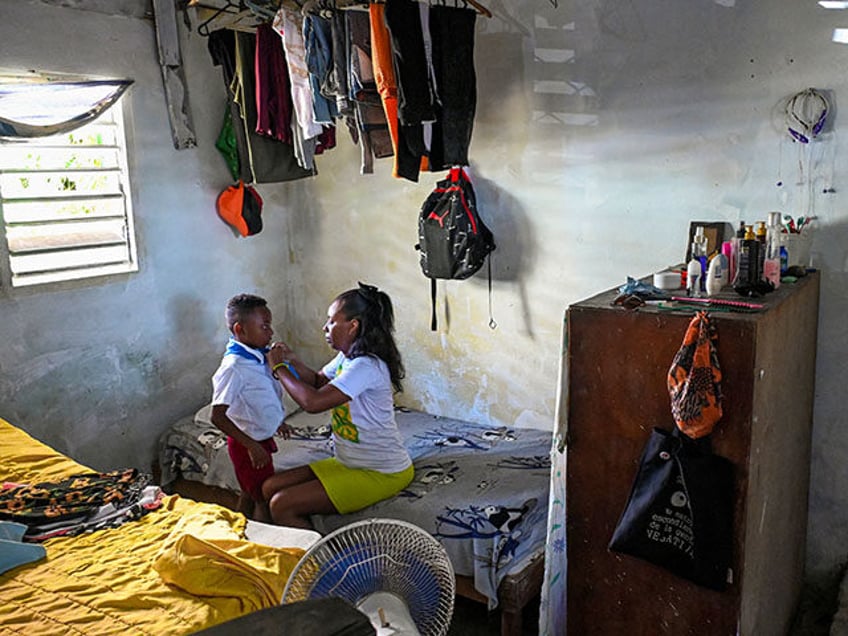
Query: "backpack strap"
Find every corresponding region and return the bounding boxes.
[431,265,495,331]
[430,277,438,331]
[487,257,497,330]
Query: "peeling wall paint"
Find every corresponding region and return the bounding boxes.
[2,0,848,587]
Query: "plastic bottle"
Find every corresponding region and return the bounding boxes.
[706,254,727,296]
[731,221,746,285]
[755,221,767,281]
[763,211,782,289]
[691,226,708,291]
[687,258,702,297]
[722,241,736,288]
[734,225,760,292]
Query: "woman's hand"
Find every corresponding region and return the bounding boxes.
[268,341,296,367]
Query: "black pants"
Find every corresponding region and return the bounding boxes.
[384,0,477,181]
[428,4,477,171]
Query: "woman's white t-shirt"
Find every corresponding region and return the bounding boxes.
[322,352,411,474]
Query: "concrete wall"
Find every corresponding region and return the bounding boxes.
[2,0,848,584]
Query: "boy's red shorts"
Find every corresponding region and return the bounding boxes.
[227,436,278,501]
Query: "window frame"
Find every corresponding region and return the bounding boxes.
[0,86,138,289]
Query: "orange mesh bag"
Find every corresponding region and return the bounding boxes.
[667,311,723,439]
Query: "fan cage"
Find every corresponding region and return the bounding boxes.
[282,518,455,636]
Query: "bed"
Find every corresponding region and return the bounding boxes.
[158,405,552,636]
[0,416,321,635]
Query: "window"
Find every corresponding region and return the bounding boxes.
[0,96,137,287]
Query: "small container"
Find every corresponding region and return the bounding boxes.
[654,270,682,290]
[780,232,813,268]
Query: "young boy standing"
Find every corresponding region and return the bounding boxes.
[210,293,290,521]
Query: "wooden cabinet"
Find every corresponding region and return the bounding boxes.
[564,273,820,635]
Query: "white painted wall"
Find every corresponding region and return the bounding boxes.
[1,0,847,585]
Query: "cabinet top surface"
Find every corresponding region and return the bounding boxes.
[570,270,819,320]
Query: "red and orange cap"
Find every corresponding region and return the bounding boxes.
[216,180,263,237]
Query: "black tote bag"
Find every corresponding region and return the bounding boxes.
[608,426,734,590]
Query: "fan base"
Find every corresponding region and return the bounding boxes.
[357,591,421,636]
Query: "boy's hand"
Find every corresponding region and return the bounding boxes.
[276,422,293,440]
[247,439,271,469]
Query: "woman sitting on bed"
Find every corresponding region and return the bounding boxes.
[262,283,414,529]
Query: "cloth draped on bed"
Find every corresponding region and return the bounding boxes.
[0,417,305,635]
[160,405,552,610]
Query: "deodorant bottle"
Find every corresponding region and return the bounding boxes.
[687,259,702,297]
[706,254,727,296]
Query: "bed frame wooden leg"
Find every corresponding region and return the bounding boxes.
[501,608,522,636]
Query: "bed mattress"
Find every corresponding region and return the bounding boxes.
[159,406,553,608]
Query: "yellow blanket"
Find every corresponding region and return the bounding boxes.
[0,418,304,635]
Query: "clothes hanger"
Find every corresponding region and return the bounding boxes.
[192,0,262,36]
[463,0,492,18]
[300,0,334,17]
[436,0,491,18]
[486,0,530,35]
[194,1,240,37]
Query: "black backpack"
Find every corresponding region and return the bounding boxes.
[415,167,496,330]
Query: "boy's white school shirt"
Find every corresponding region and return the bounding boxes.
[211,339,286,441]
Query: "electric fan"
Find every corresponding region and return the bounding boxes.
[281,518,455,636]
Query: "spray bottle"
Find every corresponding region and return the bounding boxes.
[730,221,745,286]
[691,226,708,291]
[763,211,782,289]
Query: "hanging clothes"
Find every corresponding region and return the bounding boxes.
[329,10,355,123]
[254,22,295,144]
[427,3,477,170]
[383,0,477,182]
[369,4,399,165]
[234,30,318,182]
[383,0,435,182]
[274,5,337,171]
[303,13,339,125]
[346,9,393,174]
[369,3,429,180]
[208,29,315,184]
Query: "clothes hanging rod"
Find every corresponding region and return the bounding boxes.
[331,0,491,18]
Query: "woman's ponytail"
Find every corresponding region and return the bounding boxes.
[336,283,405,393]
